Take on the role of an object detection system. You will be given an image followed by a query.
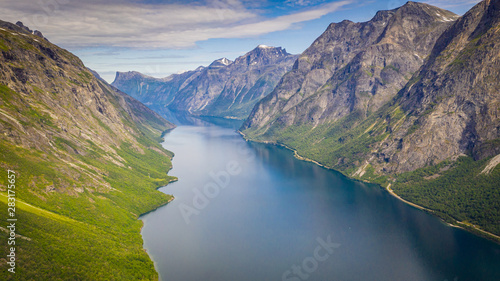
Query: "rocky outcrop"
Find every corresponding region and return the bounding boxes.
[372,0,500,173]
[112,68,205,117]
[242,0,500,180]
[240,0,500,237]
[14,21,47,40]
[112,45,297,119]
[0,19,174,193]
[0,19,176,279]
[242,1,458,133]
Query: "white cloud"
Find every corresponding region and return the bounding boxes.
[422,0,481,8]
[284,0,328,7]
[1,0,351,49]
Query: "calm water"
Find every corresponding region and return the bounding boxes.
[141,122,500,281]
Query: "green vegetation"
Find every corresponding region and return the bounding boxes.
[363,69,373,77]
[0,39,9,51]
[392,156,500,236]
[0,125,174,280]
[448,34,485,72]
[247,104,403,176]
[244,101,500,239]
[383,64,400,73]
[77,71,93,84]
[0,198,158,280]
[0,27,175,279]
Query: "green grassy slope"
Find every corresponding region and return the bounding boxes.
[0,20,176,280]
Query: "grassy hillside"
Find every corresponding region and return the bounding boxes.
[0,20,176,280]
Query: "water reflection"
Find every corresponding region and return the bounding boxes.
[141,124,500,281]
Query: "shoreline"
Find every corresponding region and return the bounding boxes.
[139,195,174,281]
[385,184,500,242]
[139,134,179,281]
[238,130,500,244]
[385,183,432,212]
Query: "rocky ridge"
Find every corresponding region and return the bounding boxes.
[242,1,458,133]
[0,19,175,279]
[376,0,500,173]
[241,0,500,237]
[112,45,298,119]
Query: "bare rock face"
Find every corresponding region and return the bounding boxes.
[242,0,500,179]
[112,69,205,116]
[112,45,297,119]
[374,0,500,173]
[0,19,176,279]
[242,1,458,133]
[15,21,47,40]
[0,19,174,193]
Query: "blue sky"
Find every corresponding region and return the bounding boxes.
[2,0,480,82]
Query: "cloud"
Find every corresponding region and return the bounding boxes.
[1,0,351,49]
[285,0,327,7]
[422,0,481,8]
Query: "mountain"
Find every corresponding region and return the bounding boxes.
[242,1,458,133]
[0,19,175,279]
[112,45,298,119]
[112,67,205,116]
[383,0,500,172]
[242,1,500,238]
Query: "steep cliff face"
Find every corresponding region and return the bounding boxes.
[374,0,500,173]
[112,45,297,119]
[0,19,175,279]
[0,21,174,163]
[241,1,500,236]
[112,67,205,115]
[242,1,458,133]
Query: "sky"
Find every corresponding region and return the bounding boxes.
[1,0,481,83]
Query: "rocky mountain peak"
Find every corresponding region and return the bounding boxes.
[113,44,297,119]
[242,1,458,146]
[15,21,32,32]
[397,1,458,20]
[380,0,500,162]
[14,21,47,40]
[252,44,289,55]
[369,1,458,27]
[471,0,500,35]
[114,71,149,81]
[208,57,233,69]
[234,45,291,67]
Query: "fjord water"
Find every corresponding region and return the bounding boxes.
[141,121,500,281]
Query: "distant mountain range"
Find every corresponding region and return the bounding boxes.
[112,45,297,119]
[242,0,500,238]
[111,1,500,238]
